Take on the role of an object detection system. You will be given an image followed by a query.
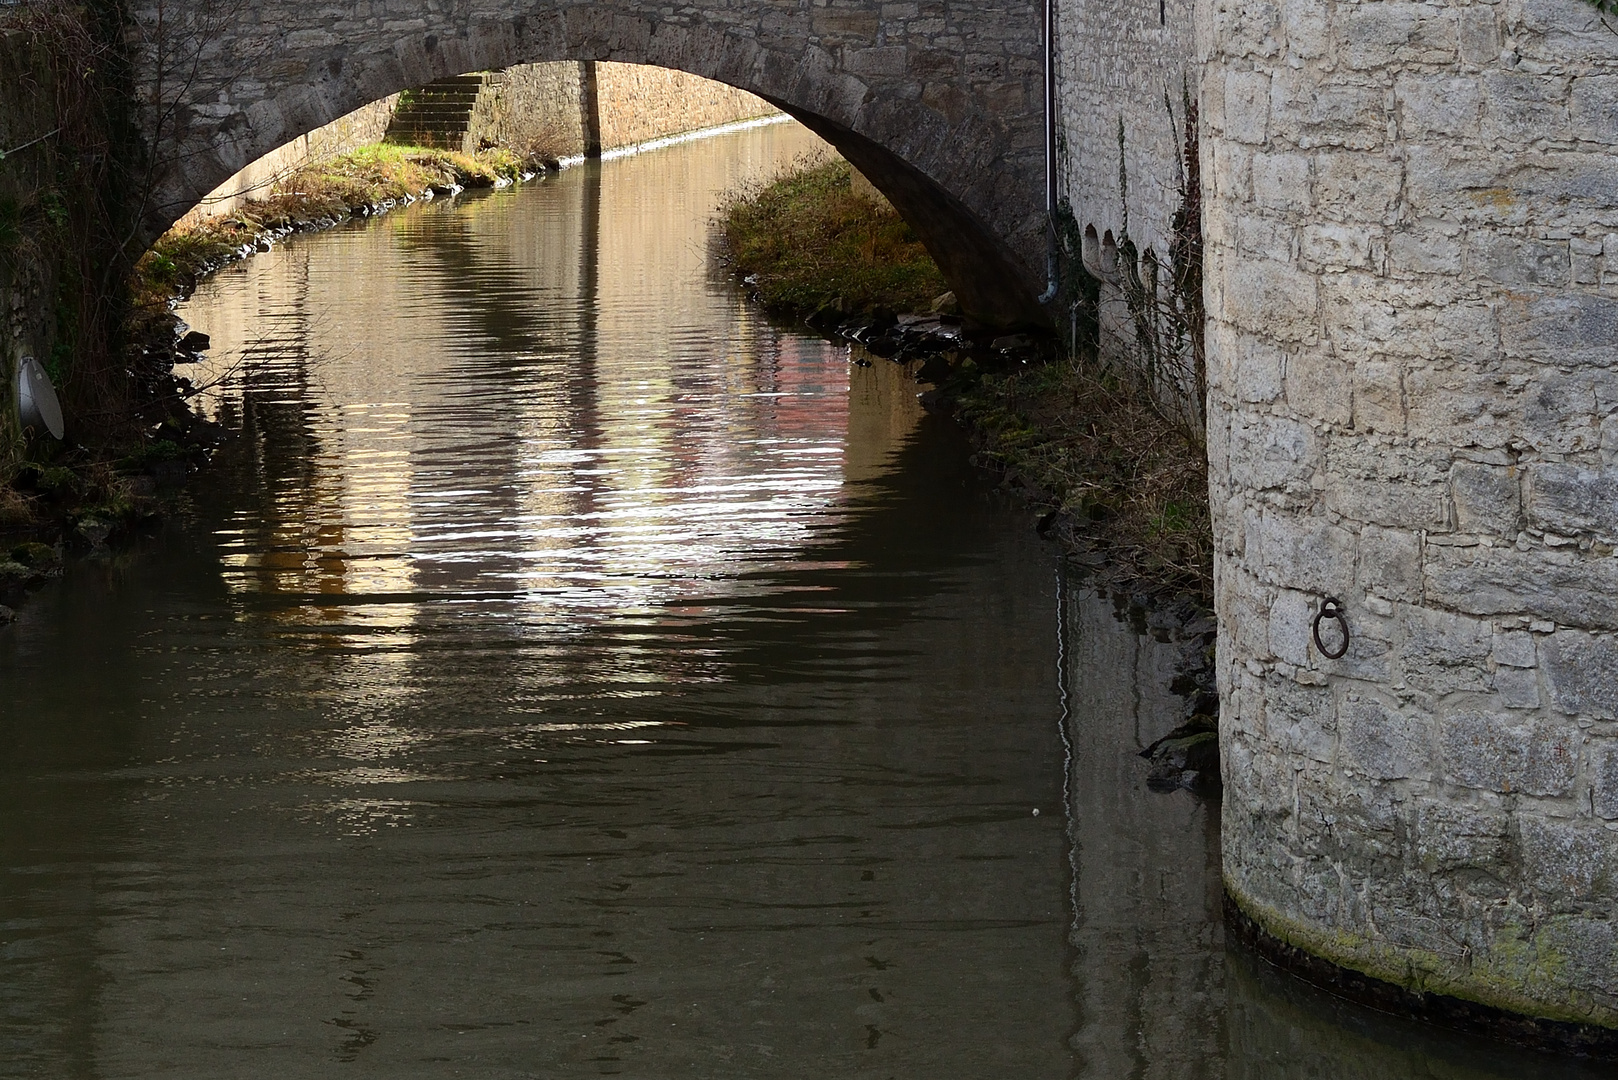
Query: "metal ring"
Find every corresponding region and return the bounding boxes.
[1312,596,1349,659]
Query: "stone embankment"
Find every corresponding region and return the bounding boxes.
[189,61,777,224]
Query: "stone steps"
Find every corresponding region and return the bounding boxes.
[383,73,491,151]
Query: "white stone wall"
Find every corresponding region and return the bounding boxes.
[1055,0,1200,397]
[1056,0,1197,266]
[1205,0,1618,1027]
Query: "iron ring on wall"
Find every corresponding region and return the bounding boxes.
[1312,597,1349,659]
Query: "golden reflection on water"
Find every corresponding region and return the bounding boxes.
[185,123,858,665]
[177,121,896,796]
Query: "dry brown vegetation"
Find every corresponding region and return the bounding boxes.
[719,159,948,316]
[952,357,1212,598]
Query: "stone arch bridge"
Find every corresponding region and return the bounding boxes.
[137,0,1049,326]
[136,0,1618,1049]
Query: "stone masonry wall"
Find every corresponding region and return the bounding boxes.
[1204,0,1618,1028]
[593,61,776,150]
[1055,0,1199,387]
[1057,0,1197,268]
[468,61,776,160]
[468,61,585,158]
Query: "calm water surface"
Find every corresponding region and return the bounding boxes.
[1,122,1606,1078]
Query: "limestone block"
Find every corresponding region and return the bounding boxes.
[1571,236,1603,286]
[1451,461,1522,536]
[1482,72,1571,146]
[1495,665,1543,710]
[1269,588,1316,667]
[1493,629,1537,669]
[1228,412,1319,491]
[1572,75,1618,146]
[1314,153,1403,222]
[1350,357,1406,436]
[1252,152,1312,212]
[1284,345,1353,426]
[1542,630,1618,719]
[1335,1,1457,69]
[1532,917,1618,996]
[1388,223,1463,276]
[1270,72,1387,151]
[1396,74,1482,140]
[1411,799,1513,873]
[1427,544,1618,630]
[1247,508,1359,595]
[1438,711,1579,797]
[1212,0,1281,59]
[1301,222,1371,270]
[1518,814,1618,902]
[1463,231,1570,289]
[1456,5,1501,68]
[1517,369,1607,455]
[1235,214,1298,260]
[1404,367,1519,453]
[1265,674,1335,763]
[1325,476,1446,530]
[1221,253,1319,341]
[1282,0,1329,61]
[1525,463,1618,540]
[1400,606,1494,696]
[1224,69,1273,144]
[1592,742,1618,820]
[1357,525,1423,603]
[1231,337,1286,404]
[1341,694,1432,780]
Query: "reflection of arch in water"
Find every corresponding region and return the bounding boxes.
[140,8,1048,326]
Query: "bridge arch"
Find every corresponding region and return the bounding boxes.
[137,3,1049,326]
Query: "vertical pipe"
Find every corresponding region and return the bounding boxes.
[1037,0,1060,304]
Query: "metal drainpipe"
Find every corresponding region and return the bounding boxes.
[1037,0,1060,305]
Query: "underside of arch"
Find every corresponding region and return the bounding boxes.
[140,7,1048,326]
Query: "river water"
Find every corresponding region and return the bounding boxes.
[1,122,1607,1078]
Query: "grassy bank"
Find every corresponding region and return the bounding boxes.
[720,160,1212,601]
[133,143,528,307]
[719,159,948,316]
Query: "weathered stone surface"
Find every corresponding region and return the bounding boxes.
[1437,711,1579,797]
[1202,0,1618,1028]
[1341,696,1431,780]
[1592,743,1618,820]
[1356,525,1421,603]
[1542,630,1618,720]
[1519,815,1618,902]
[1425,544,1618,631]
[1411,799,1512,874]
[1526,463,1618,540]
[1399,607,1493,696]
[1450,461,1521,536]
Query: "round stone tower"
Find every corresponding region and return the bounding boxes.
[1203,0,1618,1030]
